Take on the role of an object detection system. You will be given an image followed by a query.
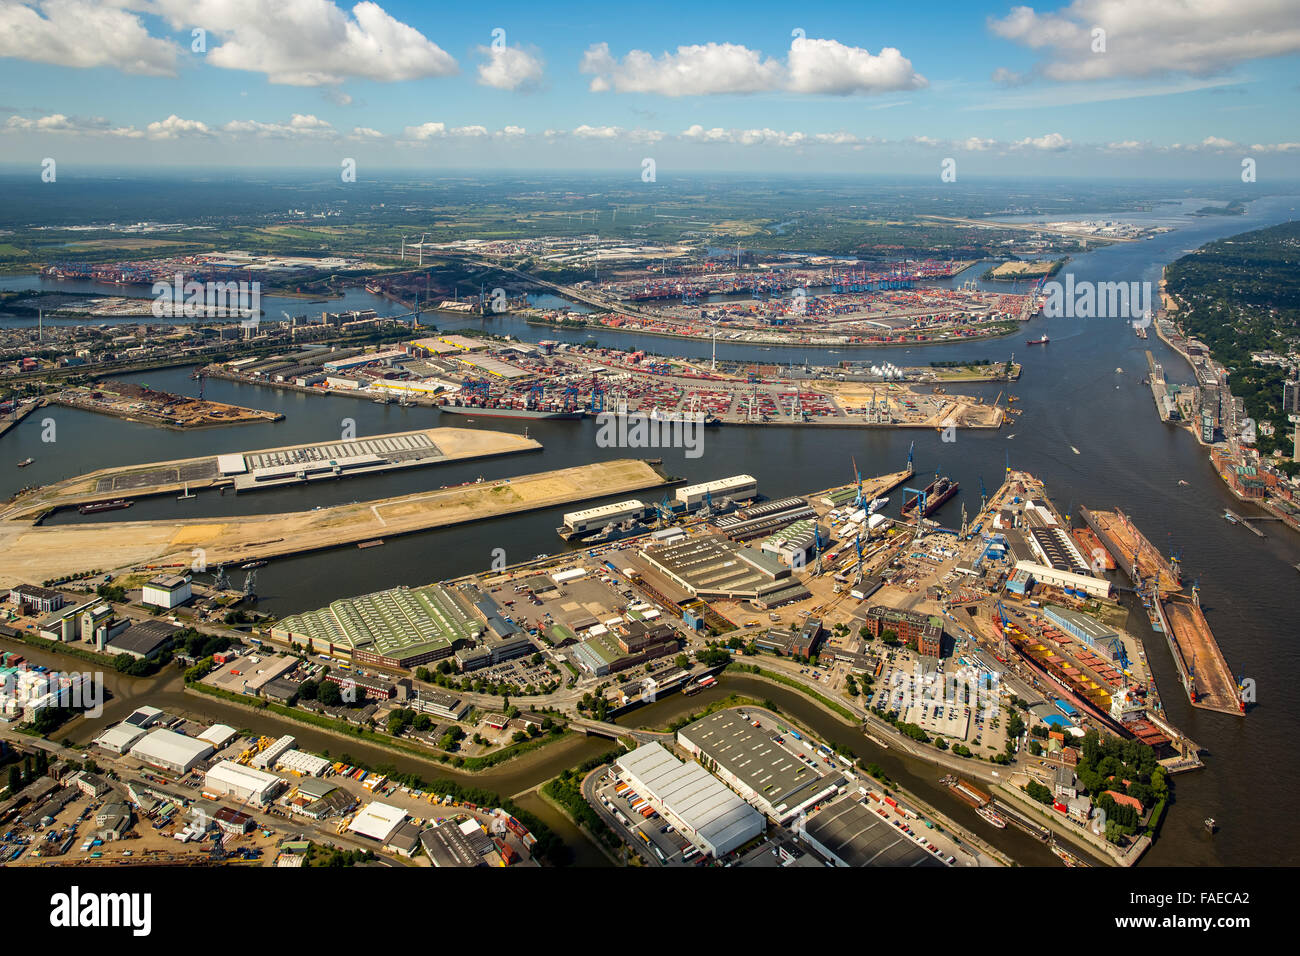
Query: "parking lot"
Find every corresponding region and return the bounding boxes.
[591,769,703,866]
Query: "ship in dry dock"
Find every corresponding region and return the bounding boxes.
[901,474,958,519]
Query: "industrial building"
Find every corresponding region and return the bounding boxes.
[799,795,946,867]
[128,729,214,774]
[8,584,66,615]
[411,688,470,721]
[570,620,679,677]
[347,801,408,842]
[106,619,179,660]
[615,743,765,858]
[198,724,239,749]
[561,499,646,536]
[1012,562,1112,599]
[675,474,758,510]
[252,735,297,770]
[1043,606,1126,662]
[638,536,809,607]
[273,583,476,669]
[142,574,192,609]
[862,606,944,658]
[203,760,284,805]
[676,711,841,822]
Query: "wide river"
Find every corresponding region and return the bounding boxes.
[4,193,1299,866]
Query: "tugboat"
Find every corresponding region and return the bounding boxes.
[241,560,266,570]
[1205,817,1217,835]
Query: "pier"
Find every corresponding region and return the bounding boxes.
[2,427,540,520]
[0,458,672,587]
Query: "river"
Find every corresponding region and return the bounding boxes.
[4,194,1299,865]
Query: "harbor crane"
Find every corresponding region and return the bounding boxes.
[906,440,915,475]
[852,456,863,508]
[979,475,988,512]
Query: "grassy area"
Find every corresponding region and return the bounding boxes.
[733,664,858,721]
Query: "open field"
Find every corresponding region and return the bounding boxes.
[0,458,668,585]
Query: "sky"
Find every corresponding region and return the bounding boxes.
[1,0,1298,178]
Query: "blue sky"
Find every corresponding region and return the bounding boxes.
[1,0,1297,176]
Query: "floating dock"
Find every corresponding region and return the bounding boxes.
[1078,506,1181,593]
[1158,591,1242,715]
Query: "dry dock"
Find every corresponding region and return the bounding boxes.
[0,458,671,586]
[2,427,540,520]
[1078,506,1181,593]
[1159,592,1242,715]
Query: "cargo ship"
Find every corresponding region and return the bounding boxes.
[948,778,991,808]
[1026,334,1049,345]
[78,498,133,515]
[901,475,958,518]
[437,403,584,421]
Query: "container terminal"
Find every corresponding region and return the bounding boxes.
[205,338,1007,430]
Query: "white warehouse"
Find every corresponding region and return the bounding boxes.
[128,729,214,774]
[562,500,645,535]
[615,743,764,859]
[204,759,285,805]
[675,475,757,510]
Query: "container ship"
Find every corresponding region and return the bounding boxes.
[437,402,584,421]
[78,498,133,515]
[901,476,958,518]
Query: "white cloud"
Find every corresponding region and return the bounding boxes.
[681,125,808,147]
[146,114,214,139]
[404,122,446,140]
[1250,142,1300,153]
[1104,140,1144,151]
[222,114,336,138]
[4,112,140,136]
[989,0,1300,82]
[153,0,457,86]
[580,36,922,96]
[958,136,997,151]
[350,126,384,139]
[476,44,544,91]
[0,0,178,75]
[499,125,526,138]
[785,38,926,94]
[1011,132,1071,150]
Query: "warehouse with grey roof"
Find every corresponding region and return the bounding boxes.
[615,743,764,858]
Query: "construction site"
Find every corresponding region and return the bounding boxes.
[48,383,283,429]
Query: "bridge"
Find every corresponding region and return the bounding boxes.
[567,717,670,746]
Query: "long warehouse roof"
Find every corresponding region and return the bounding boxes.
[617,743,761,851]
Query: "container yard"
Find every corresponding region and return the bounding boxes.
[314,339,1006,431]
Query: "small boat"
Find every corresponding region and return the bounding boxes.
[1070,446,1080,455]
[1224,510,1240,525]
[1204,817,1217,835]
[1115,367,1123,374]
[1006,434,1015,439]
[976,806,1006,828]
[241,560,266,570]
[17,457,33,468]
[1178,479,1189,486]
